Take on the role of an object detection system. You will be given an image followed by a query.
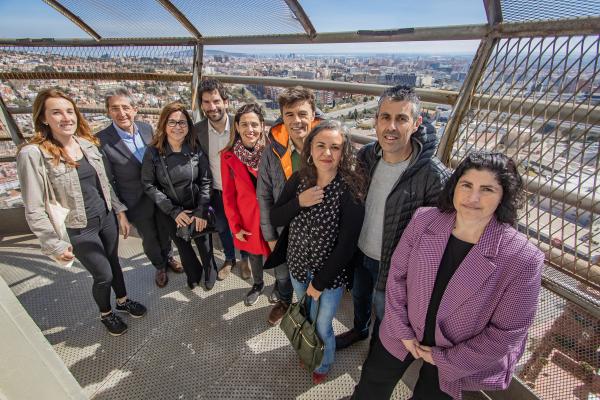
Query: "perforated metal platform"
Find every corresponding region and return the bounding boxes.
[0,233,425,399]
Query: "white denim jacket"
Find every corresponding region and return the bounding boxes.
[17,137,126,257]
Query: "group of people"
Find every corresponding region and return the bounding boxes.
[17,79,544,399]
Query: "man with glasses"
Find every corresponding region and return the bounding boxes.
[98,87,182,288]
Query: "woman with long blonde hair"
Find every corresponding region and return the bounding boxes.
[17,88,146,336]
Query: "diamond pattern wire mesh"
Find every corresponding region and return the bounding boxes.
[450,34,600,398]
[171,0,307,37]
[0,45,194,137]
[517,271,600,399]
[501,0,600,23]
[54,0,191,38]
[450,34,600,284]
[45,0,307,38]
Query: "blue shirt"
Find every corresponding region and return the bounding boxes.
[113,122,146,163]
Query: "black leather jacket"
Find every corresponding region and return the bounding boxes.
[141,142,212,220]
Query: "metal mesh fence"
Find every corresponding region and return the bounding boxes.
[44,0,307,38]
[0,45,194,77]
[54,0,191,38]
[450,34,600,287]
[501,0,600,23]
[0,45,195,137]
[517,273,600,399]
[170,0,307,37]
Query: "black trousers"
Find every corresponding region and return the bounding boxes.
[126,196,172,270]
[67,211,127,313]
[157,211,217,285]
[353,339,452,400]
[247,253,264,285]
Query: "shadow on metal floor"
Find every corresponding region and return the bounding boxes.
[1,233,421,400]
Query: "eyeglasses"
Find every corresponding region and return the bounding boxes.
[166,119,188,128]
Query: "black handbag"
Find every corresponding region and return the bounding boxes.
[158,154,216,241]
[279,294,324,372]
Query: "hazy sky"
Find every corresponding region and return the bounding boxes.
[0,0,487,54]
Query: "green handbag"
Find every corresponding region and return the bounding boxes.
[279,294,324,372]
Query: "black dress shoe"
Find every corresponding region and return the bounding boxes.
[335,329,369,350]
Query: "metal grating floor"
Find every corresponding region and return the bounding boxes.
[1,233,420,399]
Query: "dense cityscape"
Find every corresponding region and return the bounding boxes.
[0,48,468,206]
[0,48,598,264]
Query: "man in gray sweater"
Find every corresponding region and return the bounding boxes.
[336,85,449,349]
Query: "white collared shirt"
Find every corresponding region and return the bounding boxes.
[207,115,230,190]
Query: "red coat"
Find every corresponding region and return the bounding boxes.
[221,150,271,257]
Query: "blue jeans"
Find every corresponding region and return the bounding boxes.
[352,251,385,338]
[212,189,236,262]
[291,273,344,374]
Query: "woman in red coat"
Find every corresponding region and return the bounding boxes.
[221,103,271,306]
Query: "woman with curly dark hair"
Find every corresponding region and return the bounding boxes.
[264,120,366,384]
[353,151,544,400]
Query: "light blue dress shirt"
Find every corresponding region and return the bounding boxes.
[113,122,146,163]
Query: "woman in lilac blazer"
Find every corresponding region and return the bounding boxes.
[352,151,544,400]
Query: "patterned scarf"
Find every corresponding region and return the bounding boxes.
[233,138,265,171]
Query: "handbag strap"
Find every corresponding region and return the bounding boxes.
[38,146,57,204]
[157,154,182,205]
[299,294,321,326]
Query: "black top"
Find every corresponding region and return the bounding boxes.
[422,234,474,346]
[141,143,212,220]
[248,168,258,188]
[264,172,365,291]
[76,155,107,219]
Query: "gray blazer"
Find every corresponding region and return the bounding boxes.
[192,114,235,157]
[17,138,126,256]
[97,121,154,210]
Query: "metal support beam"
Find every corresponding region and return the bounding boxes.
[437,36,498,164]
[42,0,101,41]
[483,0,503,26]
[496,16,600,38]
[0,23,489,46]
[0,94,24,146]
[212,75,459,105]
[156,0,202,39]
[0,72,192,82]
[1,17,598,47]
[283,0,317,38]
[191,43,204,123]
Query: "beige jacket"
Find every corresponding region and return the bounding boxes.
[17,137,126,257]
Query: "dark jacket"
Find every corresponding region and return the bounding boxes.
[141,143,212,220]
[256,110,325,242]
[263,172,365,291]
[97,121,154,209]
[192,114,235,157]
[359,122,450,291]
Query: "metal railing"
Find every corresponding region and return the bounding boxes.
[2,11,600,400]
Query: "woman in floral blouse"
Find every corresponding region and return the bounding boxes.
[264,120,366,384]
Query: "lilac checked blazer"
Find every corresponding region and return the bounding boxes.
[379,207,544,399]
